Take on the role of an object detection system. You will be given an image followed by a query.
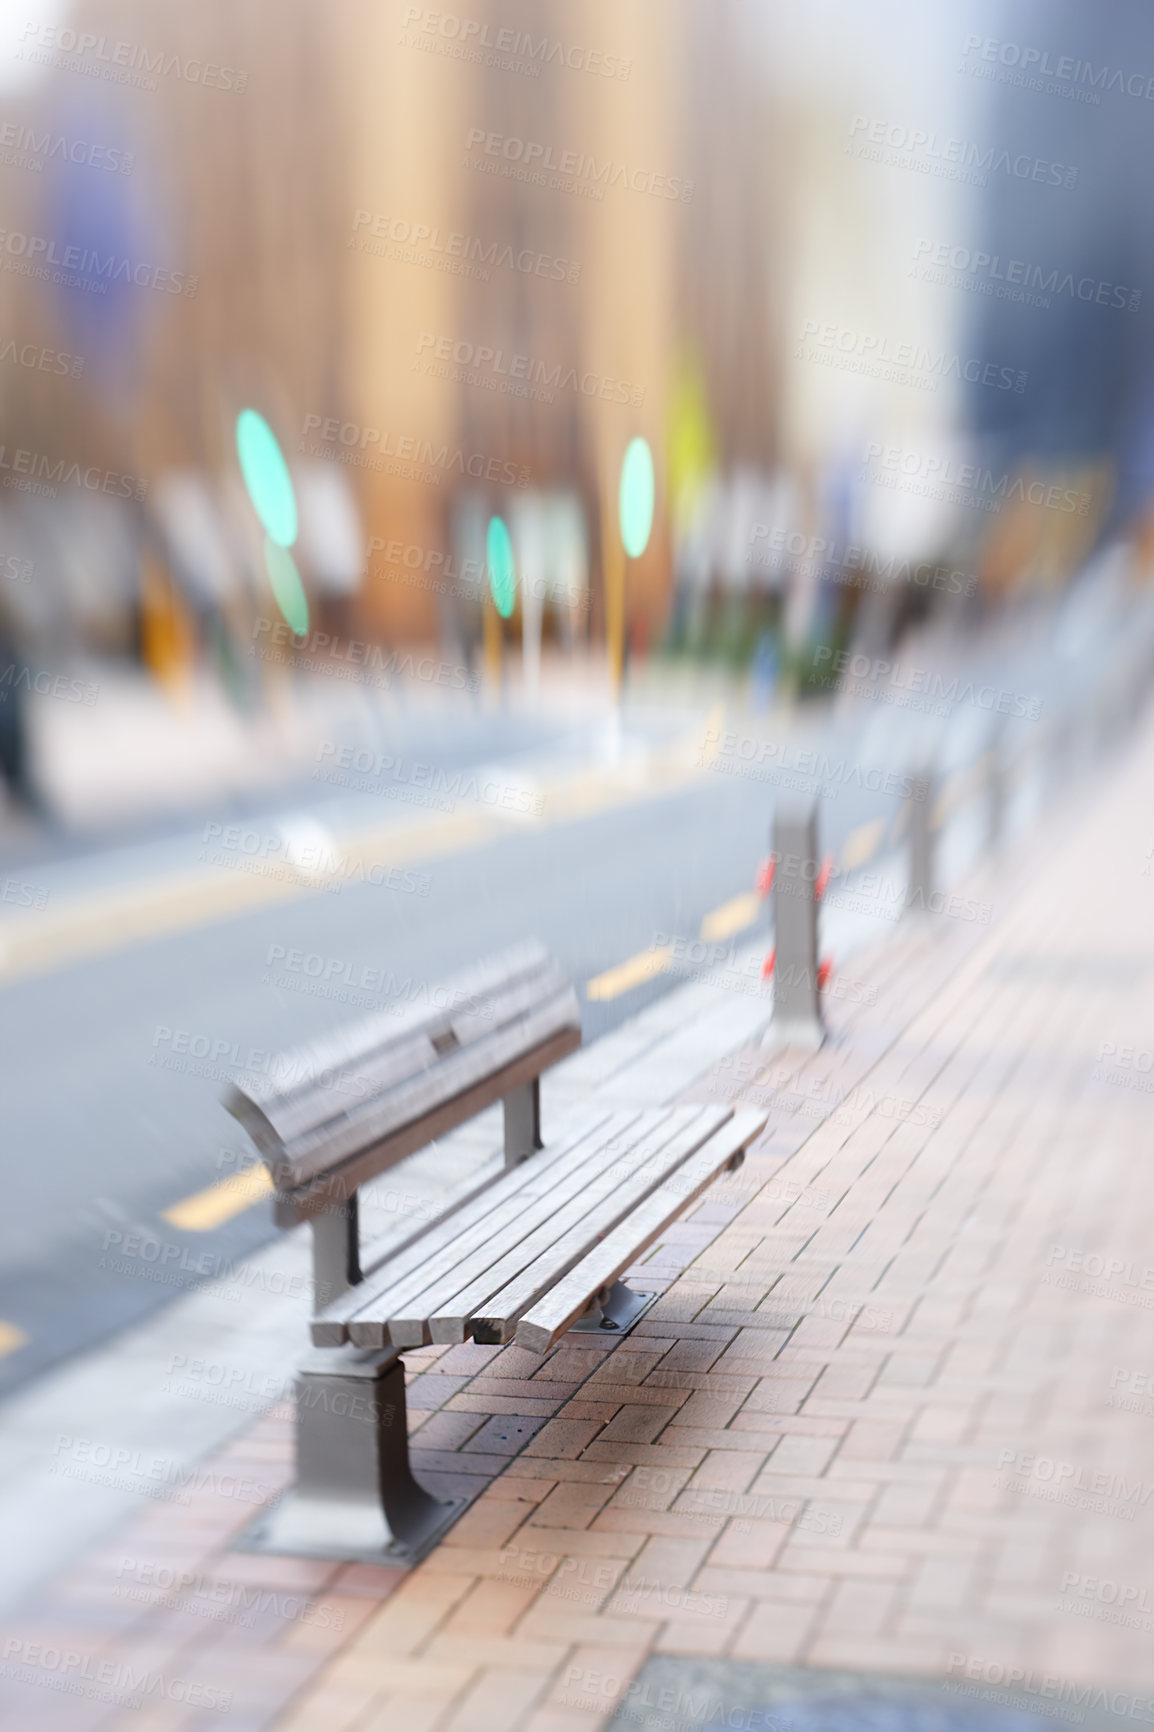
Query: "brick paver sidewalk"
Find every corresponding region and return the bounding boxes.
[4,719,1154,1732]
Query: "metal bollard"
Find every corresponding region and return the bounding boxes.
[1046,711,1074,800]
[985,733,1007,852]
[765,799,825,1049]
[905,771,936,914]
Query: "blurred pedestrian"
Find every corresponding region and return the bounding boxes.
[0,603,47,820]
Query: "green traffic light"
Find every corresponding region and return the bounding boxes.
[487,515,516,618]
[619,436,655,559]
[236,409,298,549]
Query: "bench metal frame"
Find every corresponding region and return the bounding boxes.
[224,946,764,1566]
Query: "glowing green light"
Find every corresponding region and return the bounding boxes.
[619,436,655,559]
[263,537,309,637]
[236,409,297,548]
[487,515,515,618]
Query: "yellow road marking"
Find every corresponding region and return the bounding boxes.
[700,891,761,942]
[840,819,885,872]
[163,1163,274,1231]
[0,1321,27,1358]
[0,811,497,988]
[586,945,672,1002]
[0,716,720,988]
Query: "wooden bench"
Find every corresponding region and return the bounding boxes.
[223,940,766,1565]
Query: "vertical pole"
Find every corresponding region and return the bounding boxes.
[516,496,545,704]
[482,594,503,696]
[602,477,626,699]
[768,799,824,1049]
[1047,713,1071,801]
[986,733,1006,851]
[905,771,936,914]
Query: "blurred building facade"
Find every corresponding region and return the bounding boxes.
[0,0,1150,686]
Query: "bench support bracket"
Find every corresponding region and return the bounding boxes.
[310,1198,361,1306]
[568,1278,657,1337]
[240,1346,465,1566]
[503,1078,542,1169]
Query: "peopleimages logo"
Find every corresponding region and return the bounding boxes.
[0,122,134,174]
[862,444,1090,516]
[847,116,1077,189]
[399,8,632,80]
[415,331,645,408]
[299,412,529,488]
[913,238,1141,311]
[945,1652,1154,1722]
[463,129,694,201]
[961,34,1154,105]
[0,229,194,295]
[795,320,1027,392]
[16,21,248,93]
[351,210,580,284]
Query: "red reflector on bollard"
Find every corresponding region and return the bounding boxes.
[761,948,776,979]
[815,856,833,901]
[756,856,776,896]
[817,958,832,990]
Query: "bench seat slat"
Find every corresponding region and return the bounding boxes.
[350,1109,677,1349]
[513,1107,768,1353]
[433,1105,733,1345]
[311,1108,623,1347]
[264,986,580,1191]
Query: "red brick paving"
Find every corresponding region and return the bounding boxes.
[5,724,1154,1729]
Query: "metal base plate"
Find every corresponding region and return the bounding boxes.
[568,1279,658,1337]
[760,1016,826,1052]
[236,1491,469,1568]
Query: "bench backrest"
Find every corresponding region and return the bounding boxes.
[223,940,581,1227]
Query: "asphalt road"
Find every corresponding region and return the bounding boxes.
[0,707,920,1395]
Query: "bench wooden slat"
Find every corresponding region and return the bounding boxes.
[253,954,572,1154]
[278,1024,580,1222]
[438,1104,734,1345]
[248,1032,441,1151]
[240,940,554,1113]
[350,1109,674,1349]
[311,1109,627,1347]
[257,985,580,1192]
[513,1107,768,1353]
[439,962,574,1053]
[223,942,564,1158]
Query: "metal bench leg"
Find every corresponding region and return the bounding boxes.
[242,1346,466,1565]
[310,1197,361,1307]
[503,1078,542,1169]
[905,772,936,915]
[568,1279,658,1336]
